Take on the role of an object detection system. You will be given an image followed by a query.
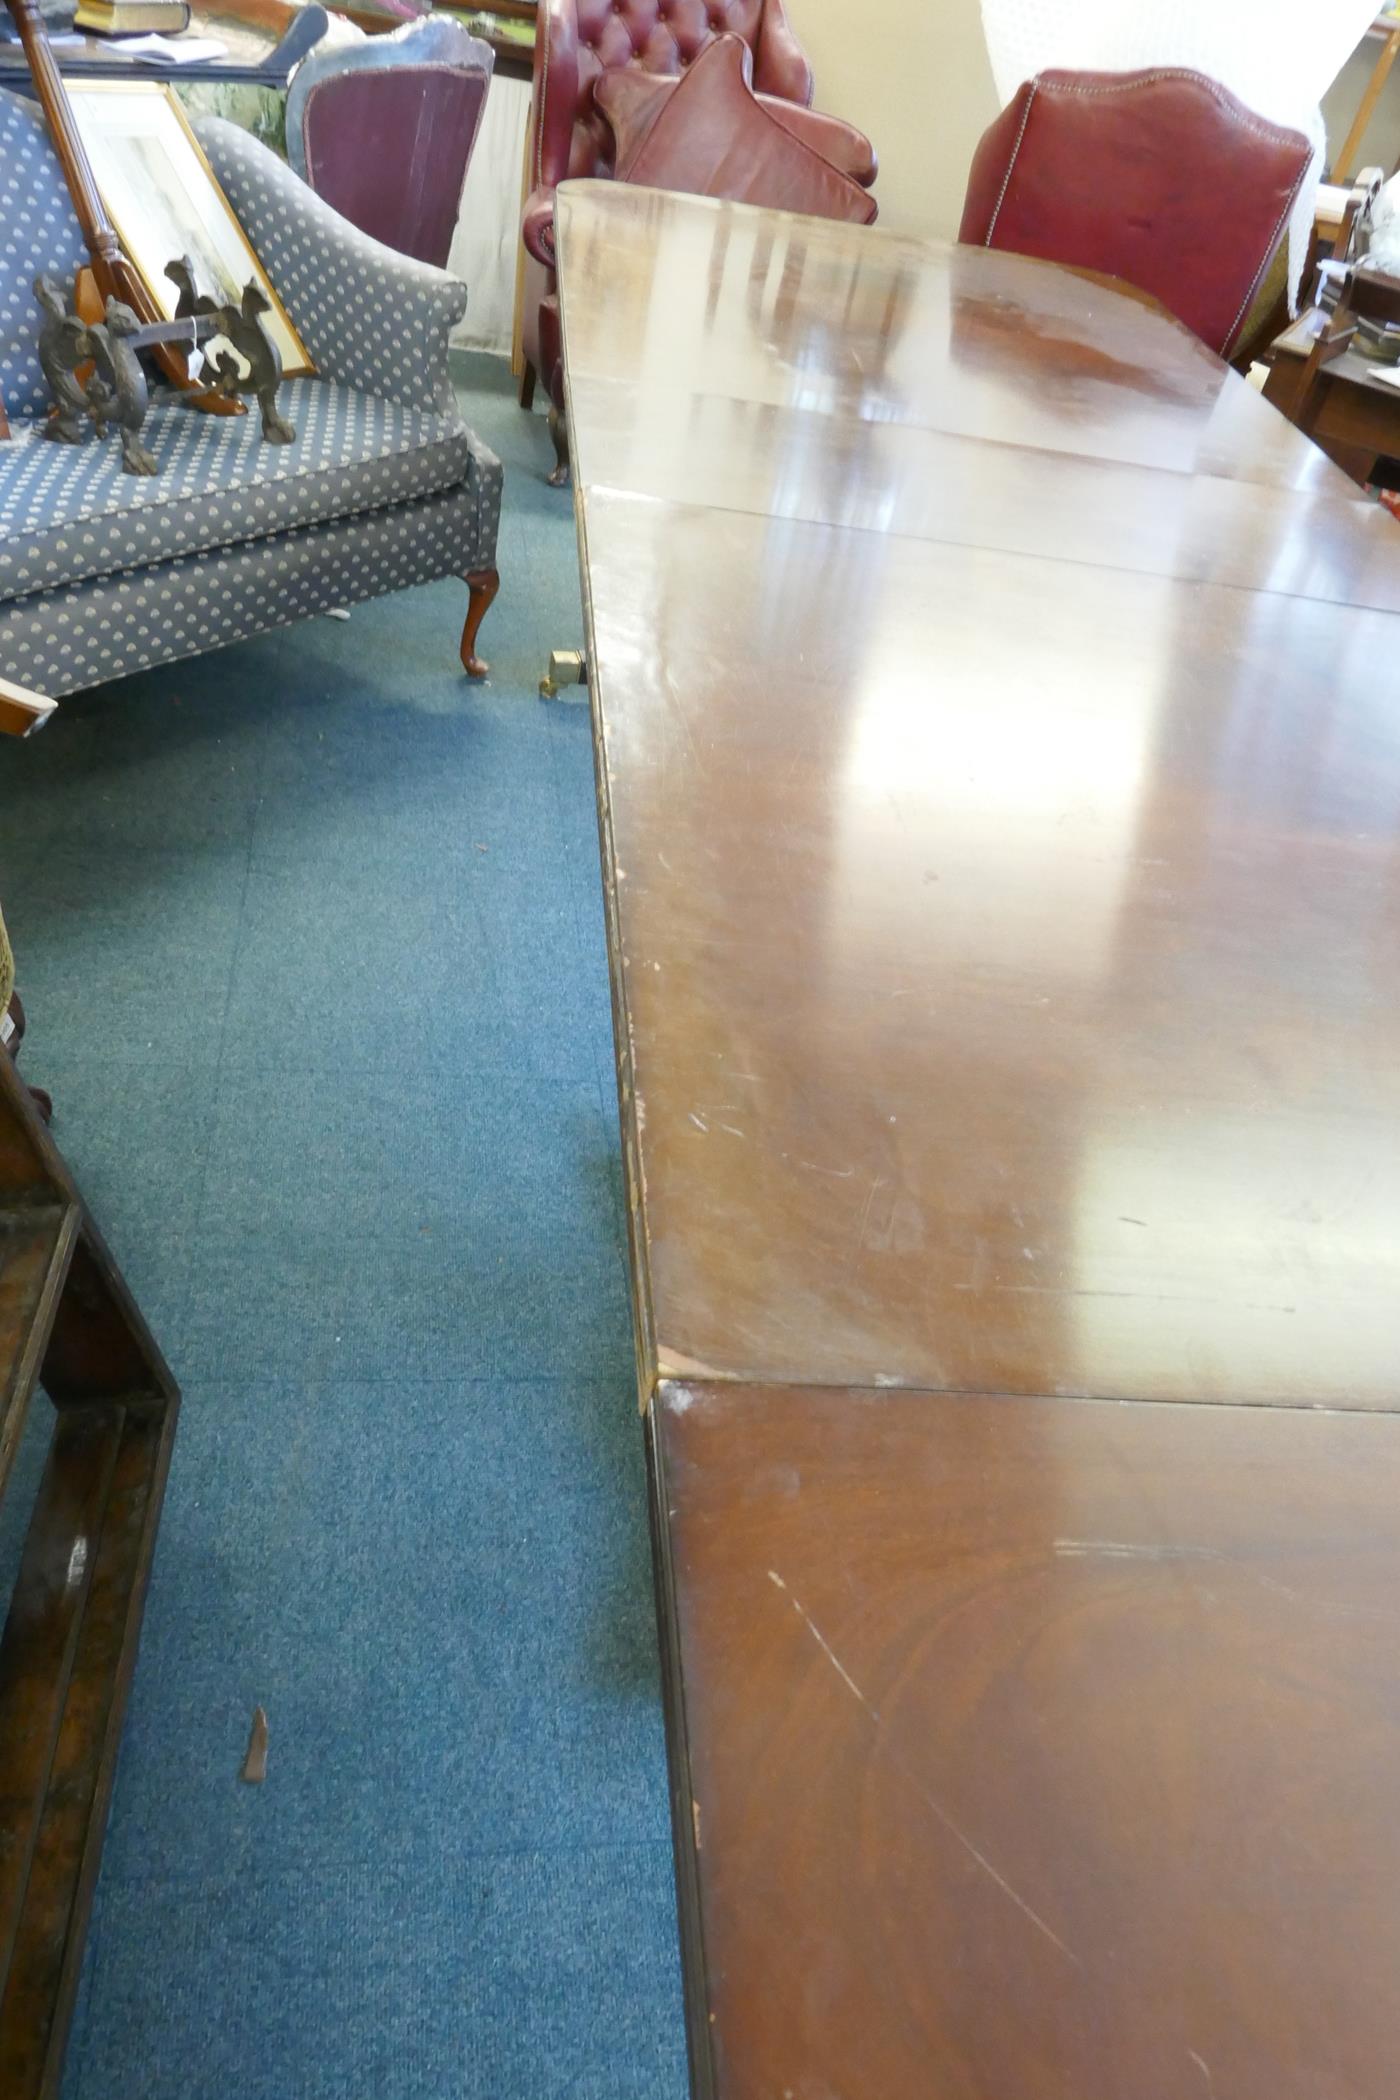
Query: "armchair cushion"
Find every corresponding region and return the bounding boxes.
[0,379,476,604]
[0,477,491,699]
[601,36,875,224]
[593,64,876,187]
[194,116,467,412]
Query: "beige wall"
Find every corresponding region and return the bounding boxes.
[788,0,999,241]
[789,2,1395,242]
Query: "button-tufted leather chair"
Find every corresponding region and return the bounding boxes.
[520,0,837,483]
[959,68,1312,364]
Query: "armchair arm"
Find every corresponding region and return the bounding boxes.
[0,678,56,736]
[522,185,557,268]
[193,117,468,411]
[754,0,814,107]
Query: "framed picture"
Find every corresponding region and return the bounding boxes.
[67,79,314,377]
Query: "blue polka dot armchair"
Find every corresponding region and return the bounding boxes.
[0,90,503,694]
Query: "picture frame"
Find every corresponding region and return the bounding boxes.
[66,79,314,378]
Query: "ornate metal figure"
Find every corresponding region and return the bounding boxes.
[163,256,219,324]
[34,272,91,445]
[88,300,158,476]
[33,255,296,474]
[169,259,296,444]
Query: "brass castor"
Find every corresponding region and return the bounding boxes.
[539,649,587,701]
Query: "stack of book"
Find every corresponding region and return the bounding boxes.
[73,0,190,32]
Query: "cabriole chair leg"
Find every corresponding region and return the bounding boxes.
[460,566,500,679]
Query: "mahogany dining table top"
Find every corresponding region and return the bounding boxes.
[554,180,1400,2100]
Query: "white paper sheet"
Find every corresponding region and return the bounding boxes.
[978,0,1380,309]
[108,33,228,61]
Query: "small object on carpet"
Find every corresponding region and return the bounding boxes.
[240,1705,269,1783]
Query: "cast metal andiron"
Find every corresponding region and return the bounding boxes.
[167,257,295,442]
[35,253,295,476]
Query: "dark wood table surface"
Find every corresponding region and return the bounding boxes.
[555,180,1400,2100]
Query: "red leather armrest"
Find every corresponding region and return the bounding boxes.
[605,37,875,225]
[522,184,557,267]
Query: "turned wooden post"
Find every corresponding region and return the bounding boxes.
[3,0,153,318]
[2,0,240,399]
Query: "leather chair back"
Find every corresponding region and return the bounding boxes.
[959,68,1312,361]
[286,18,494,270]
[530,0,814,196]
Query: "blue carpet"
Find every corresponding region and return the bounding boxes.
[0,355,687,2100]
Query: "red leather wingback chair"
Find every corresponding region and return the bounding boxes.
[959,68,1312,363]
[519,0,819,480]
